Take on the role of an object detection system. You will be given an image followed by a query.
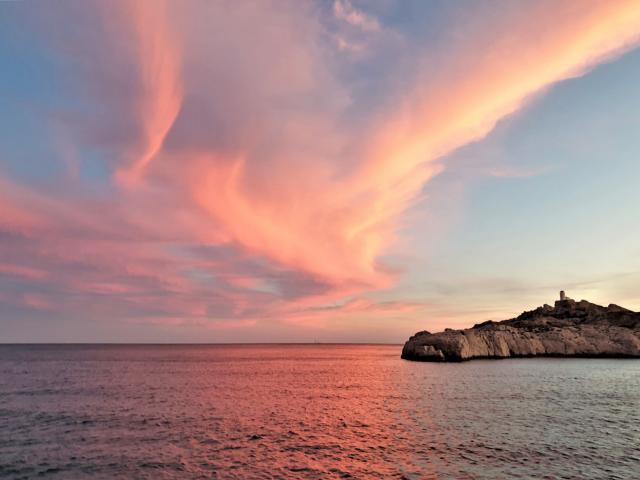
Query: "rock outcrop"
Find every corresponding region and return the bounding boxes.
[402,297,640,362]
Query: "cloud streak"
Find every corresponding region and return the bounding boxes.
[114,1,183,185]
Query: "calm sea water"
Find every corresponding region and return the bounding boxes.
[0,345,638,479]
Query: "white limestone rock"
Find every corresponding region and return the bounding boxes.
[402,298,640,362]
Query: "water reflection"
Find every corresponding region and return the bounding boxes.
[0,345,638,479]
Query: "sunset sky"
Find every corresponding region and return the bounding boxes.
[1,0,640,343]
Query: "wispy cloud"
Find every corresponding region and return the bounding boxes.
[333,0,380,32]
[1,0,640,337]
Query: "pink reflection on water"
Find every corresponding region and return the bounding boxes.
[1,345,638,479]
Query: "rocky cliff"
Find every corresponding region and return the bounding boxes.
[402,297,640,362]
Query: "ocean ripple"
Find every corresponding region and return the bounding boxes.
[0,345,638,479]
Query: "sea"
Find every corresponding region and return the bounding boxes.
[0,344,638,479]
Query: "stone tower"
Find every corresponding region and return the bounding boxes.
[560,290,566,301]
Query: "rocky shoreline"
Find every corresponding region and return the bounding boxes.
[402,293,640,362]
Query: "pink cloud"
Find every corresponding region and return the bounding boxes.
[2,1,640,335]
[0,263,46,280]
[333,0,380,32]
[112,2,183,186]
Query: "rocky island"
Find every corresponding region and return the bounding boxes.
[402,292,640,362]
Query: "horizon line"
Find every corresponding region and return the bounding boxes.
[0,342,403,346]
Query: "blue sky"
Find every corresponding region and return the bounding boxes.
[401,46,640,327]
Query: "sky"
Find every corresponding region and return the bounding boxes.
[1,0,640,343]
